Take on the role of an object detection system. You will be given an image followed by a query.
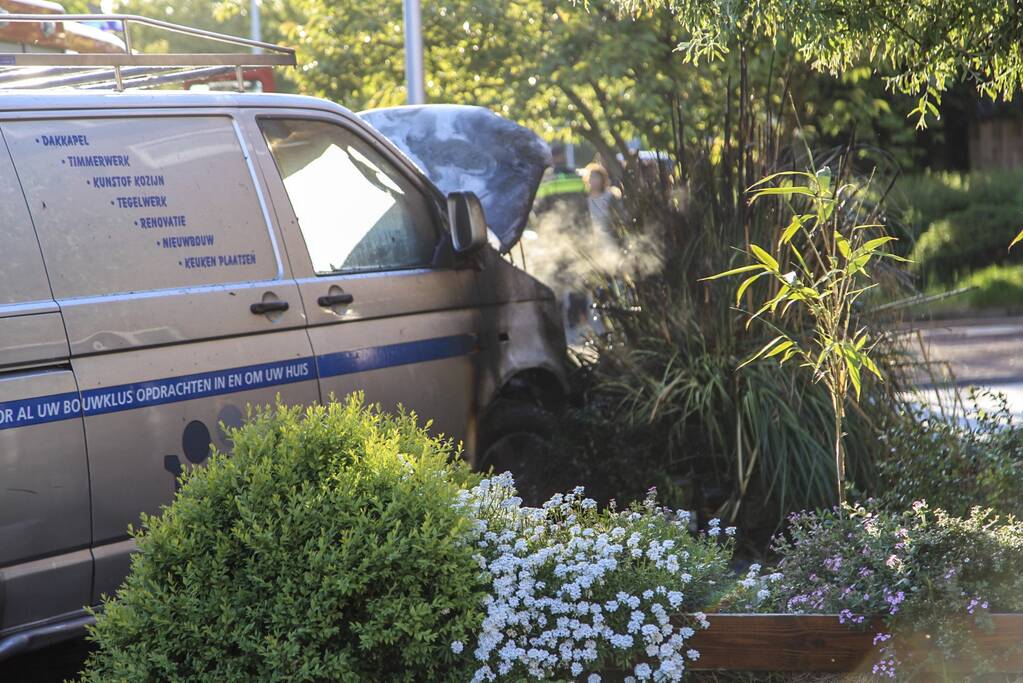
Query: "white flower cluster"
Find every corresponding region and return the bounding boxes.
[732,563,784,610]
[456,474,726,682]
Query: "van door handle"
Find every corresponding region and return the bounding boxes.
[318,293,354,306]
[250,301,289,314]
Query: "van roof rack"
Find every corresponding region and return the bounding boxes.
[0,13,296,91]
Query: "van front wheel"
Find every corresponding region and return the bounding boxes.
[477,398,564,506]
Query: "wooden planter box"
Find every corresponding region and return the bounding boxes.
[685,613,1023,673]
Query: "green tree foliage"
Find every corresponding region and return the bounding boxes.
[112,0,924,178]
[111,0,251,53]
[257,0,704,192]
[613,0,1023,128]
[60,0,95,12]
[78,395,485,683]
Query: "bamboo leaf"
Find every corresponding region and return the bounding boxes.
[861,354,882,379]
[789,244,811,275]
[880,253,912,263]
[820,201,836,222]
[750,244,780,271]
[835,231,852,259]
[858,236,897,254]
[845,355,862,399]
[750,186,816,201]
[738,335,787,370]
[850,253,872,272]
[779,215,805,245]
[736,271,766,305]
[747,170,814,190]
[813,345,830,373]
[700,264,764,281]
[764,339,795,359]
[1011,228,1023,250]
[768,286,791,313]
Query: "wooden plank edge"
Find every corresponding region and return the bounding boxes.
[681,613,1023,673]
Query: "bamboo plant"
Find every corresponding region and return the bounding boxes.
[703,167,902,506]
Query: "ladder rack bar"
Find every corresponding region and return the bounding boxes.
[0,66,98,85]
[0,53,294,67]
[80,66,235,91]
[0,13,295,90]
[0,66,176,89]
[0,14,294,57]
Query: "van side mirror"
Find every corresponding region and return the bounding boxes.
[447,191,488,254]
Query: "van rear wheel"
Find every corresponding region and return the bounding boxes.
[477,398,567,506]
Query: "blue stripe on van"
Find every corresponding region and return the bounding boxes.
[80,357,317,418]
[315,334,476,379]
[0,334,475,432]
[0,391,83,430]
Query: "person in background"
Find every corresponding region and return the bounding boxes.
[583,162,622,234]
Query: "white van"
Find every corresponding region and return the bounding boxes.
[0,26,568,659]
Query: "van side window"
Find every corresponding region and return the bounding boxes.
[1,117,277,299]
[0,135,52,305]
[260,118,438,275]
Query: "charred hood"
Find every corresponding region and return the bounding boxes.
[359,104,551,253]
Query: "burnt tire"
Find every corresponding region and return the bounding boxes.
[477,398,565,506]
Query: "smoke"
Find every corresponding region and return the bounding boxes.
[519,201,666,295]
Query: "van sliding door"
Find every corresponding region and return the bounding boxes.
[1,113,319,603]
[0,131,91,635]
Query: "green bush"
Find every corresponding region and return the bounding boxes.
[876,389,1023,519]
[893,170,1023,236]
[79,395,485,683]
[893,170,1023,285]
[910,203,1023,284]
[890,172,972,238]
[924,262,1023,312]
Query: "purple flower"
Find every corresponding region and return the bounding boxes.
[823,555,843,572]
[872,657,898,678]
[839,609,865,625]
[967,597,990,615]
[787,594,810,610]
[871,636,898,680]
[884,590,905,615]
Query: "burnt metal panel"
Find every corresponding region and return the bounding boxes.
[360,104,551,252]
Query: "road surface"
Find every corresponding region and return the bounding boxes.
[904,317,1023,421]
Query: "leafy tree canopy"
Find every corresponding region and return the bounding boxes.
[611,0,1023,126]
[110,0,936,172]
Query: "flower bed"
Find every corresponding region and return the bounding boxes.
[74,400,1023,682]
[455,484,1023,680]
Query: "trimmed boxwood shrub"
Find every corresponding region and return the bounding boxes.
[78,395,485,683]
